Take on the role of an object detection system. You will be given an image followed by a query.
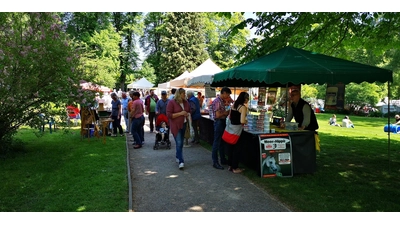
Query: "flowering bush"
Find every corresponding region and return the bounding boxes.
[0,13,95,145]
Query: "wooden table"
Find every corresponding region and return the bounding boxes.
[100,118,114,144]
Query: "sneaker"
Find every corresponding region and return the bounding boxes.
[120,134,124,137]
[183,144,191,148]
[111,134,117,137]
[179,163,184,169]
[213,163,224,170]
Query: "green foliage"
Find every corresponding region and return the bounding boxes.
[130,61,156,84]
[80,24,121,88]
[139,12,165,85]
[61,12,112,43]
[345,82,381,110]
[301,84,318,99]
[203,12,249,70]
[159,12,209,83]
[112,12,143,90]
[0,12,92,146]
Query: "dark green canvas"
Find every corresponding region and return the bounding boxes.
[211,46,393,87]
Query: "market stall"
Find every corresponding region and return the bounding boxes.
[202,46,393,176]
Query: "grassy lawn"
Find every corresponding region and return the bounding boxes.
[1,114,400,212]
[0,126,128,212]
[238,113,400,212]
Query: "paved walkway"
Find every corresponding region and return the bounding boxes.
[126,115,291,212]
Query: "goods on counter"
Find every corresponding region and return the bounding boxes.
[246,110,271,133]
[285,122,299,130]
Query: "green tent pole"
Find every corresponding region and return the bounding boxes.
[388,81,391,173]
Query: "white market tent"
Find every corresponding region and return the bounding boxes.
[169,71,191,88]
[157,81,170,89]
[187,74,214,88]
[127,77,154,89]
[170,59,223,88]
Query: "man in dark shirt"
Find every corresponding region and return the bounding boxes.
[285,89,319,131]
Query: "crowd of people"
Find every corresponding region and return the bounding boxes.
[101,87,324,172]
[110,86,249,171]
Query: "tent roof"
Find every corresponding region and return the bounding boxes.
[171,59,222,88]
[187,74,214,88]
[211,46,393,87]
[157,81,170,89]
[189,59,222,77]
[127,77,154,89]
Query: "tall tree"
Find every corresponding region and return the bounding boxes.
[112,12,143,91]
[61,12,111,43]
[139,12,165,85]
[159,12,209,83]
[80,24,121,88]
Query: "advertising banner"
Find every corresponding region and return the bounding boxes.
[259,133,293,178]
[325,83,345,110]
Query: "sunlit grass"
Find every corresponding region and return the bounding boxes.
[0,127,128,212]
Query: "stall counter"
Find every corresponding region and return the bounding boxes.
[198,115,317,175]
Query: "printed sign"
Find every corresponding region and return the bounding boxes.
[258,87,266,106]
[204,84,216,98]
[259,133,293,178]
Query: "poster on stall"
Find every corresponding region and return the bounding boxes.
[325,83,345,110]
[259,133,293,178]
[204,84,216,98]
[267,87,277,105]
[258,87,266,106]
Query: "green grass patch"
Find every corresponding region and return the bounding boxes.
[0,127,128,212]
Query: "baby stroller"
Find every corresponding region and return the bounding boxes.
[153,113,171,150]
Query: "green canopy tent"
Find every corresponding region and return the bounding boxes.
[212,46,394,169]
[211,46,392,87]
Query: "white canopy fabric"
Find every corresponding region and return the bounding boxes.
[157,81,170,89]
[187,74,214,88]
[170,59,223,88]
[169,71,190,88]
[127,77,154,89]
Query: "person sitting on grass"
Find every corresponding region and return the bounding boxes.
[394,114,400,125]
[329,114,341,127]
[342,115,355,128]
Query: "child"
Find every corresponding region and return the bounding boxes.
[158,121,168,142]
[329,114,341,127]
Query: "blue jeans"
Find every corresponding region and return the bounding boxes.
[212,119,227,163]
[139,115,145,142]
[131,117,143,146]
[173,122,186,164]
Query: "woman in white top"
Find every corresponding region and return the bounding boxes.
[342,115,355,128]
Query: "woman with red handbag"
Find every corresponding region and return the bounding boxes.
[224,92,249,174]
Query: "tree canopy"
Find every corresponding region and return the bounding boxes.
[0,12,91,144]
